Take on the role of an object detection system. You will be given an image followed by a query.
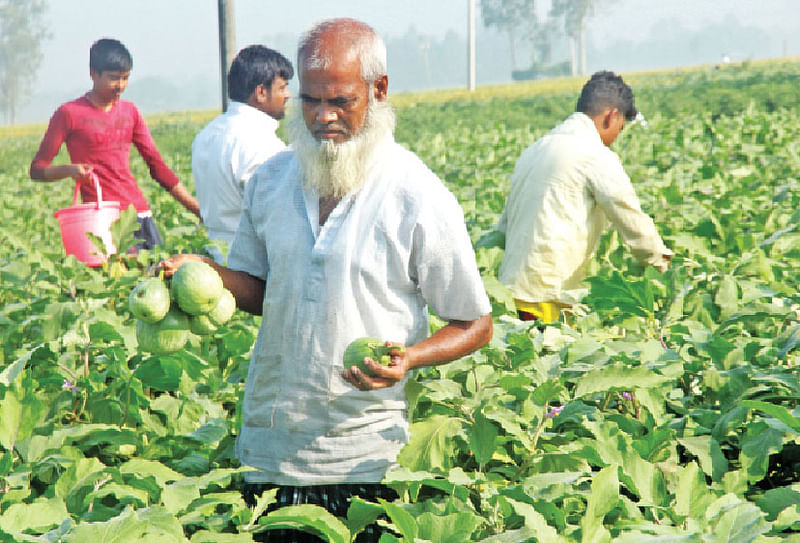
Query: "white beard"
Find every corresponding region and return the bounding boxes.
[288,99,396,199]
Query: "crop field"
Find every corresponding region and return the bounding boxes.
[1,59,800,541]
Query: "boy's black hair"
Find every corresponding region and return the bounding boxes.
[89,38,133,73]
[228,45,294,102]
[576,71,638,121]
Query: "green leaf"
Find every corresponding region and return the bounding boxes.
[0,498,69,534]
[416,511,482,543]
[397,414,464,472]
[0,384,44,451]
[63,506,146,543]
[380,500,417,542]
[481,274,516,314]
[714,274,739,320]
[704,497,770,543]
[677,436,727,481]
[119,458,181,486]
[0,346,36,386]
[739,423,785,482]
[581,465,619,543]
[257,504,350,543]
[675,462,716,520]
[190,531,255,542]
[134,357,183,391]
[504,498,568,543]
[469,411,498,466]
[574,363,672,398]
[346,497,384,540]
[755,486,800,521]
[740,400,800,433]
[54,457,109,514]
[111,205,145,257]
[161,478,201,515]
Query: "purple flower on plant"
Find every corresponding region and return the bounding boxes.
[547,405,564,418]
[622,392,633,401]
[62,379,79,393]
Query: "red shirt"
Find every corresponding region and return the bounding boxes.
[31,94,179,213]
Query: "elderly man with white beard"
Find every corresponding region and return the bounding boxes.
[162,18,492,542]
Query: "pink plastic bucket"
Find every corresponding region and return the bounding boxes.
[54,173,121,267]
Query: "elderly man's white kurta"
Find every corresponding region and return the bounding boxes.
[227,138,491,485]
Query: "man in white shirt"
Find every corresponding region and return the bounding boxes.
[191,45,293,262]
[163,18,492,542]
[498,71,673,322]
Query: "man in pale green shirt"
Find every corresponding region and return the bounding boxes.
[498,71,673,322]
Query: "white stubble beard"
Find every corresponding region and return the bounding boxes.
[288,98,396,199]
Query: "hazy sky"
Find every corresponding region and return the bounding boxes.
[37,0,798,85]
[18,0,799,123]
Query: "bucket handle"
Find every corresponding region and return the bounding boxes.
[73,172,103,209]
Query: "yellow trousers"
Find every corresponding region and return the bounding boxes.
[514,299,568,323]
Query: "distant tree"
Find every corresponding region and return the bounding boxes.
[480,0,540,71]
[0,0,50,125]
[550,0,595,76]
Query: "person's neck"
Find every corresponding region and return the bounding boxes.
[86,90,115,112]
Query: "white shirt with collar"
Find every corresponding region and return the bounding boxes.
[498,112,672,306]
[191,101,285,259]
[227,137,491,485]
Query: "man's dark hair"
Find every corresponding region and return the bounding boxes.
[228,45,294,102]
[576,71,637,121]
[89,38,132,73]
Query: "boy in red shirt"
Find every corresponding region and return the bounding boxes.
[30,38,200,249]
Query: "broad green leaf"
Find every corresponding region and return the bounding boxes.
[0,498,69,534]
[416,511,482,543]
[677,436,727,482]
[778,324,800,359]
[0,346,37,386]
[162,478,202,515]
[773,504,800,531]
[675,462,716,519]
[257,504,350,543]
[397,414,464,472]
[755,487,800,521]
[714,274,738,320]
[346,497,384,540]
[740,400,800,433]
[380,500,417,542]
[0,384,44,451]
[190,531,254,542]
[704,497,770,543]
[54,457,109,514]
[581,465,619,543]
[469,411,499,466]
[574,364,672,398]
[134,357,183,391]
[505,497,568,543]
[481,274,516,313]
[119,458,181,485]
[739,424,785,482]
[63,506,146,543]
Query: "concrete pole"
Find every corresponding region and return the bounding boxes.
[218,0,237,112]
[467,0,476,91]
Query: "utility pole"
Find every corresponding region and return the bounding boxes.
[218,0,237,112]
[467,0,476,91]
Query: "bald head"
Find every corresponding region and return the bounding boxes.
[298,18,387,84]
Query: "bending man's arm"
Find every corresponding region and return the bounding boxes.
[168,183,202,220]
[160,254,265,315]
[342,313,493,390]
[592,157,673,271]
